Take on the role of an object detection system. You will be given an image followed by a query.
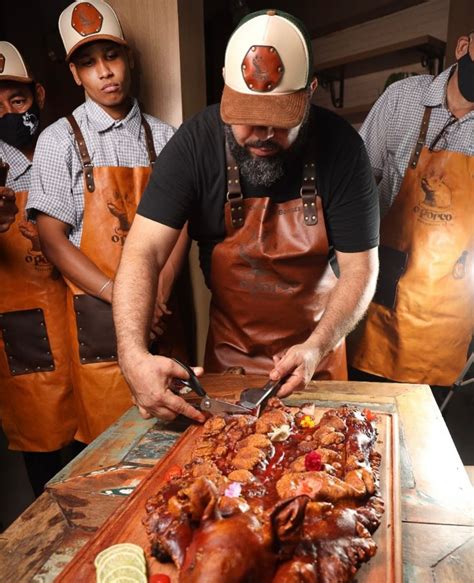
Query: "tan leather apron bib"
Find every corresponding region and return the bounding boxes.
[350,108,474,385]
[205,148,347,379]
[0,191,76,451]
[67,115,189,443]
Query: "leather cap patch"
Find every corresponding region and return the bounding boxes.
[241,45,284,92]
[0,54,5,74]
[71,2,104,37]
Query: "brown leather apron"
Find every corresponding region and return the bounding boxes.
[0,191,76,451]
[204,147,347,378]
[349,107,474,385]
[67,115,189,443]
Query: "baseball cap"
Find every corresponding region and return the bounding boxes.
[59,0,128,61]
[220,9,314,128]
[0,42,33,83]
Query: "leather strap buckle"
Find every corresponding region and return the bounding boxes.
[300,161,318,226]
[227,190,245,228]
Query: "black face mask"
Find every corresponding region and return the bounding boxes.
[457,50,474,103]
[0,102,40,148]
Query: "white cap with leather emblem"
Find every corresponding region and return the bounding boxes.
[0,41,33,84]
[59,0,128,61]
[221,9,314,129]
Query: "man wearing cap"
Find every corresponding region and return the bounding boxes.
[113,10,380,423]
[348,33,474,393]
[0,41,78,496]
[27,0,188,443]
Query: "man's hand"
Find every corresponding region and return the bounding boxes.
[0,187,18,233]
[269,339,323,397]
[122,353,206,423]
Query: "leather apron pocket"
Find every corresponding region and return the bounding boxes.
[0,308,55,375]
[74,295,117,364]
[372,245,408,309]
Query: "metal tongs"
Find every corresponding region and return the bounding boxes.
[170,358,284,417]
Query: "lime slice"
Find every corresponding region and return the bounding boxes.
[95,544,145,568]
[98,552,145,575]
[99,565,148,583]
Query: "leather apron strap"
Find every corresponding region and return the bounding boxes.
[409,107,432,169]
[224,143,318,227]
[66,112,157,193]
[67,114,95,193]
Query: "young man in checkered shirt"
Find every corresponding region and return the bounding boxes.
[27,0,190,444]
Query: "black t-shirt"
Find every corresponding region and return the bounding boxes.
[138,104,379,283]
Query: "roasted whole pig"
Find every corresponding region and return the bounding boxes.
[143,400,384,583]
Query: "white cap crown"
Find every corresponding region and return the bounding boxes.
[0,41,32,83]
[223,12,310,96]
[59,0,127,61]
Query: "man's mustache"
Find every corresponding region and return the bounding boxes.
[244,139,281,150]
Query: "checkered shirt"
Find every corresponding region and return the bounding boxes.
[27,98,175,246]
[0,140,32,193]
[360,65,474,217]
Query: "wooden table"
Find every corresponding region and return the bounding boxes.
[1,376,472,582]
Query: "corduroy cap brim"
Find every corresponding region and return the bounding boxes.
[220,84,308,128]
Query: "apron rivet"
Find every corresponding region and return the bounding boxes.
[312,215,316,220]
[43,337,47,341]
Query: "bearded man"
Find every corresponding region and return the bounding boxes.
[113,9,380,423]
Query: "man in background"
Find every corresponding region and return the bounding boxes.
[0,41,77,496]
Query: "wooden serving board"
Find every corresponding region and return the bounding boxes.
[55,407,402,583]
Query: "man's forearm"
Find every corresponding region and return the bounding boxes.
[113,238,159,363]
[113,216,181,366]
[37,213,114,302]
[307,248,378,357]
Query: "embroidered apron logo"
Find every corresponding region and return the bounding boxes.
[413,176,453,223]
[238,232,298,295]
[107,194,131,246]
[19,220,51,270]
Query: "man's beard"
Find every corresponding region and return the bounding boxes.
[224,108,310,188]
